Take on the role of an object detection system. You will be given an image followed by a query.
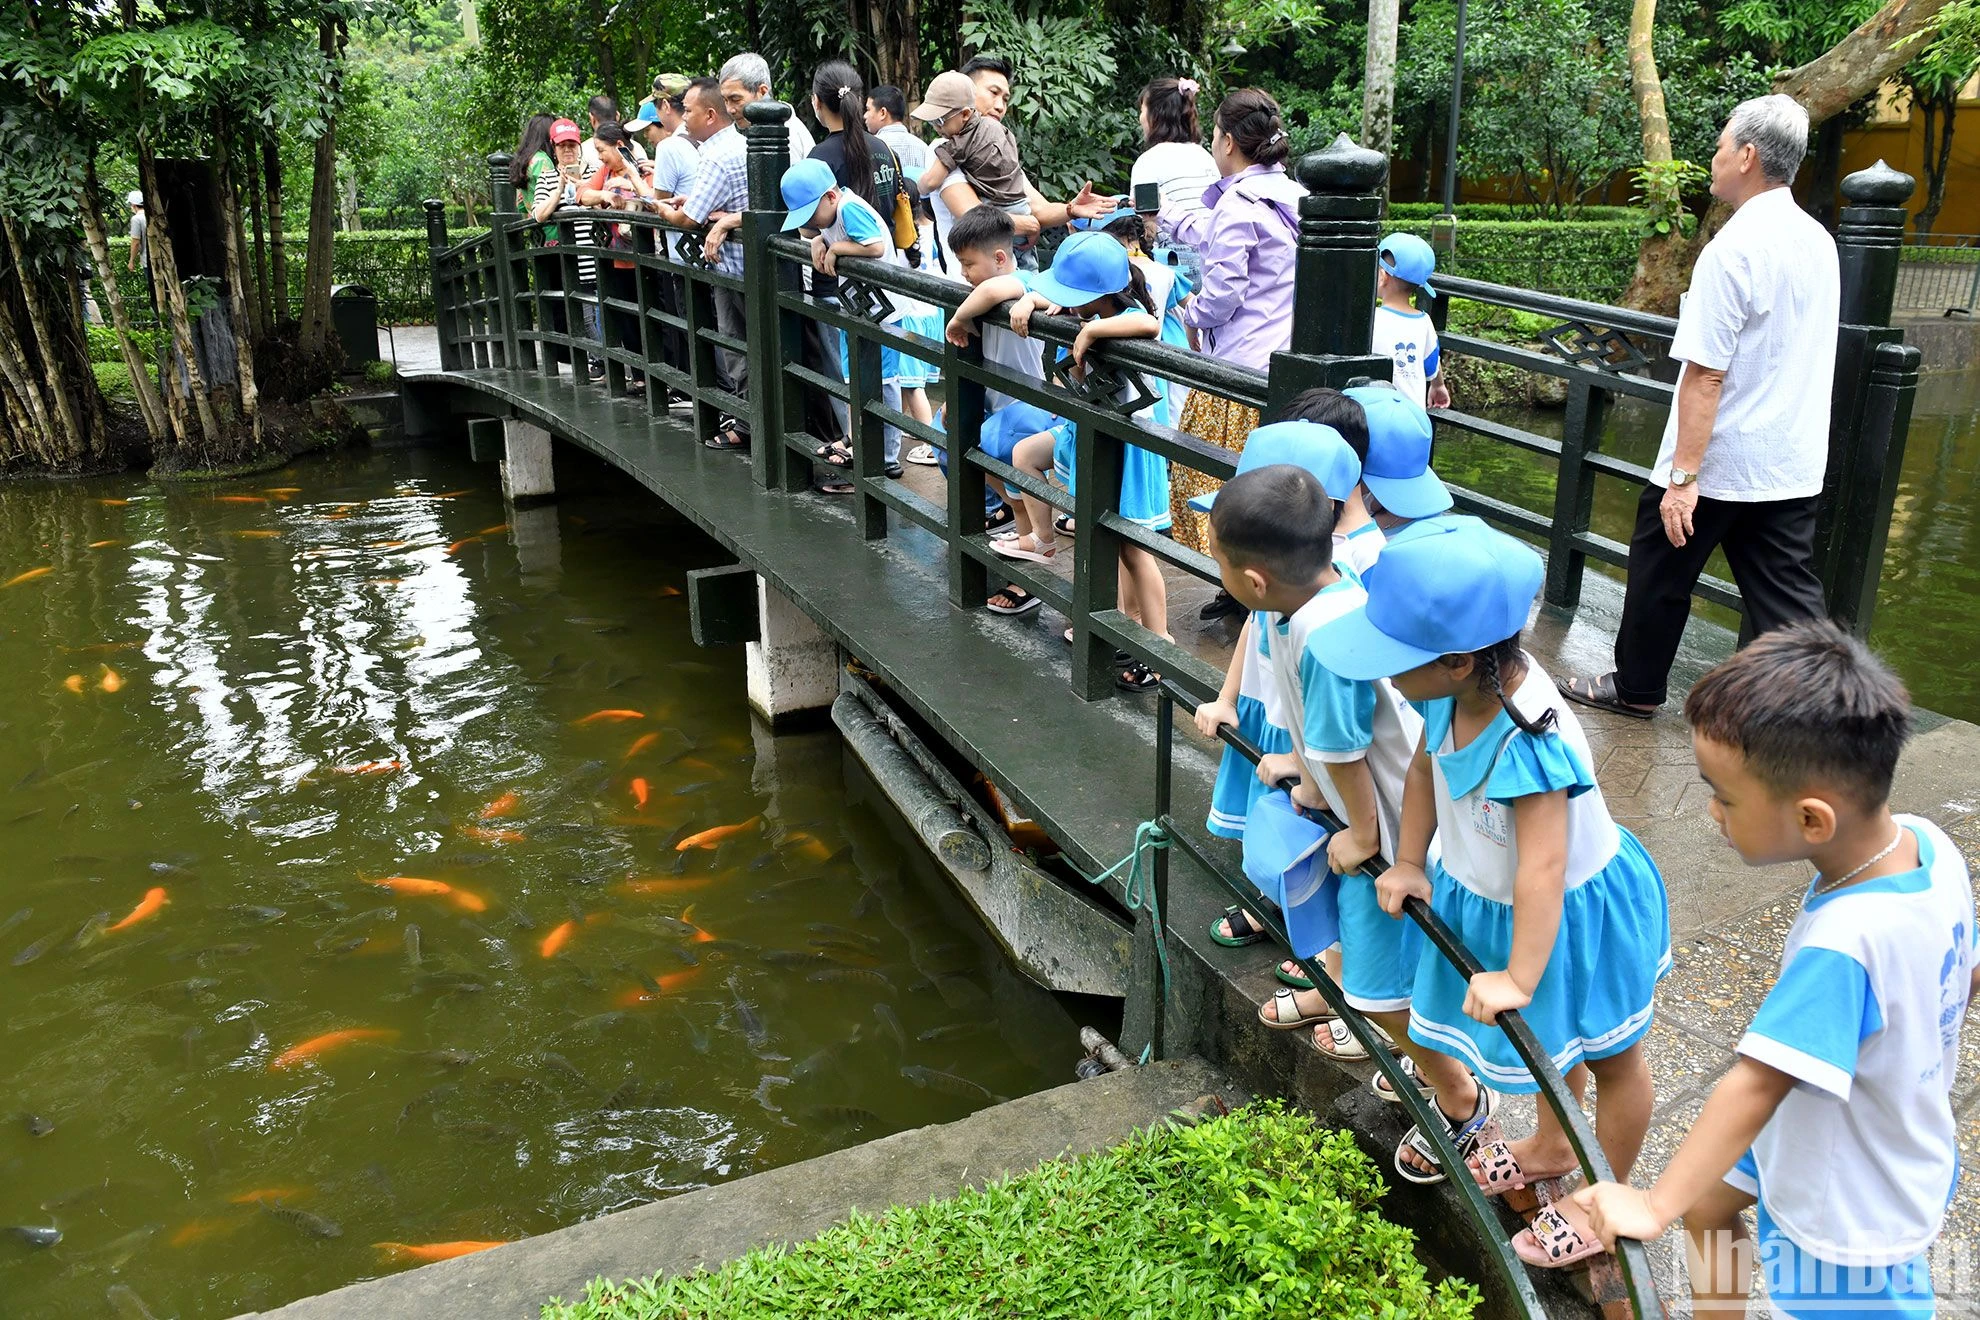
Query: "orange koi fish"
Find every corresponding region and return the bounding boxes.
[615,969,705,1005]
[231,530,280,539]
[445,537,478,556]
[62,674,83,694]
[98,498,131,507]
[227,1186,311,1206]
[375,1240,507,1264]
[370,876,488,912]
[369,539,409,550]
[169,1217,238,1247]
[575,709,644,725]
[676,817,761,852]
[458,824,525,846]
[677,757,716,773]
[631,778,649,811]
[681,905,717,944]
[538,919,579,959]
[269,1027,399,1070]
[2,567,52,588]
[98,666,123,693]
[653,584,682,598]
[614,875,714,897]
[476,523,510,536]
[623,732,660,761]
[213,495,268,505]
[265,487,302,499]
[322,510,351,521]
[782,831,833,863]
[479,791,521,819]
[332,759,403,776]
[87,539,121,549]
[434,489,472,499]
[108,887,168,932]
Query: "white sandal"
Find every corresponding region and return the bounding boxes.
[1393,1083,1498,1187]
[1370,1053,1438,1104]
[1305,1015,1391,1061]
[991,533,1057,562]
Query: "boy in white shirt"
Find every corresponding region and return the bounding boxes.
[1372,233,1450,413]
[1576,620,1977,1316]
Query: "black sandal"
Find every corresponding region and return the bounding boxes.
[815,479,854,495]
[815,441,852,468]
[1116,662,1160,693]
[706,416,749,450]
[1053,514,1075,537]
[1209,905,1269,947]
[987,585,1041,616]
[984,504,1015,534]
[1560,672,1657,720]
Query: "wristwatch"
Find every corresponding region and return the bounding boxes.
[1669,467,1696,488]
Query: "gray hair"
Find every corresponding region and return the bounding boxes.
[1726,94,1808,185]
[719,52,772,96]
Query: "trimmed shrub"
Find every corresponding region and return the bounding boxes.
[1384,218,1642,303]
[1387,202,1644,224]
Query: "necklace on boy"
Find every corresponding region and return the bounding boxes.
[1811,827,1905,897]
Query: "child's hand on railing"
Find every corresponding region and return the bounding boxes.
[1255,751,1300,791]
[1191,698,1238,739]
[944,313,976,348]
[1289,778,1328,814]
[1375,861,1432,916]
[811,235,834,276]
[1071,323,1098,366]
[1326,824,1380,875]
[1571,1182,1665,1250]
[1462,969,1534,1024]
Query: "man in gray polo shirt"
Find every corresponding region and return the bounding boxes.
[1566,95,1837,719]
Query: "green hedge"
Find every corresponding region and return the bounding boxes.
[1387,202,1644,224]
[355,206,471,229]
[541,1102,1480,1320]
[1384,218,1642,304]
[100,230,437,324]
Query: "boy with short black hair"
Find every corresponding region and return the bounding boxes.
[1576,619,1976,1317]
[1273,388,1384,574]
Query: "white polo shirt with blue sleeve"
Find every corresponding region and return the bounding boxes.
[1730,814,1975,1269]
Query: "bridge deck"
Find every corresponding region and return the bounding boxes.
[403,364,1980,1312]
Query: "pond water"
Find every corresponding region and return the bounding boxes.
[1434,369,1980,724]
[0,445,1079,1320]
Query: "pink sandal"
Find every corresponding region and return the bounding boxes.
[1512,1205,1607,1270]
[1467,1139,1574,1197]
[991,533,1057,563]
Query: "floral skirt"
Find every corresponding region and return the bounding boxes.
[1169,393,1260,554]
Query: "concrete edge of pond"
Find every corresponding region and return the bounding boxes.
[233,1057,1241,1320]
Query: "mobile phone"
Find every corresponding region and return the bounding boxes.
[1132,182,1160,215]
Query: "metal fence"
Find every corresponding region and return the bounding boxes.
[1895,233,1980,315]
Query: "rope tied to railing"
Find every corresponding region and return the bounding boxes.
[1074,819,1172,1065]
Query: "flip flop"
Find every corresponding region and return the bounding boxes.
[1560,673,1656,720]
[1256,986,1332,1031]
[986,585,1041,616]
[1394,1084,1498,1187]
[1208,905,1268,947]
[1512,1206,1608,1270]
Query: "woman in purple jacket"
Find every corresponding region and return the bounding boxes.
[1161,88,1304,553]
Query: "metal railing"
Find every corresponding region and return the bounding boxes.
[1895,233,1980,315]
[1151,679,1660,1320]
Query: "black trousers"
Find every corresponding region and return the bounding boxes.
[532,253,569,364]
[599,264,644,383]
[1613,484,1828,706]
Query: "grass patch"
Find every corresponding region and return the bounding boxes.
[542,1101,1480,1320]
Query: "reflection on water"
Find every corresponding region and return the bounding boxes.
[1435,369,1980,722]
[0,446,1077,1319]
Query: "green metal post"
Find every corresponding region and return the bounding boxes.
[1818,160,1914,636]
[848,327,887,538]
[742,100,796,491]
[943,333,990,610]
[1268,133,1393,410]
[1542,378,1608,610]
[1069,418,1125,702]
[485,153,520,369]
[423,200,460,372]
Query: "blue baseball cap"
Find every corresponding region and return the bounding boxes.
[1188,422,1361,513]
[1311,519,1542,681]
[1346,384,1449,518]
[779,158,837,231]
[1378,233,1438,297]
[627,98,661,129]
[1029,231,1130,309]
[1067,197,1132,231]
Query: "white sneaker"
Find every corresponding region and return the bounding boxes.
[905,443,941,466]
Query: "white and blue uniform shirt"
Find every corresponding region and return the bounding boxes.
[1372,304,1440,411]
[1262,577,1422,862]
[1336,521,1386,577]
[822,192,908,324]
[1729,814,1974,1270]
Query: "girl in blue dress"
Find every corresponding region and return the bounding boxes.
[1313,517,1669,1267]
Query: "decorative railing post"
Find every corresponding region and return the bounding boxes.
[485,153,520,369]
[742,100,801,491]
[1268,133,1393,408]
[423,199,461,372]
[1817,160,1915,637]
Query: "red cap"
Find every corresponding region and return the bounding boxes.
[549,118,581,144]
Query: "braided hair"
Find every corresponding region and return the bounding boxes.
[1464,634,1557,736]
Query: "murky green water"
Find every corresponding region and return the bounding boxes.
[0,445,1078,1319]
[1435,369,1980,723]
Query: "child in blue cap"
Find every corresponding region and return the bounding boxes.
[1337,383,1450,555]
[1373,233,1450,412]
[1312,518,1670,1263]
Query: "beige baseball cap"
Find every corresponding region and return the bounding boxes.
[911,71,976,122]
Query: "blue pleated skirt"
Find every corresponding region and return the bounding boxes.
[1206,696,1290,839]
[1406,826,1671,1094]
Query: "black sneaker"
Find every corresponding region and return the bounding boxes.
[1199,590,1243,622]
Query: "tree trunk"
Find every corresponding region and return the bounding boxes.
[1361,0,1400,176]
[247,148,272,330]
[0,293,62,467]
[1,215,89,464]
[1917,85,1957,233]
[299,16,346,357]
[588,0,616,102]
[263,134,289,322]
[1807,116,1847,229]
[78,157,168,445]
[140,139,224,451]
[213,114,264,449]
[1627,0,1670,165]
[1775,0,1955,126]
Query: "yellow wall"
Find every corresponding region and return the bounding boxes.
[1839,82,1980,235]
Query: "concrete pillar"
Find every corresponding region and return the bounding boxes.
[744,577,836,726]
[499,418,554,505]
[509,503,562,588]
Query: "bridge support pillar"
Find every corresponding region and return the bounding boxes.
[500,418,555,506]
[745,578,836,727]
[510,504,562,588]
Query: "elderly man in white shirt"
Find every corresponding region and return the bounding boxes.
[1566,95,1837,720]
